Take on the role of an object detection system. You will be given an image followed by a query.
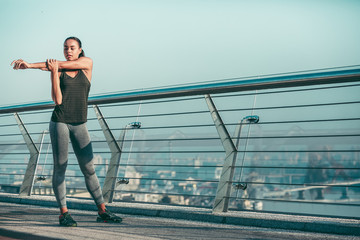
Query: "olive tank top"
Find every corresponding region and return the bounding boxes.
[51,70,90,123]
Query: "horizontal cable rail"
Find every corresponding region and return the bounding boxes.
[62,188,217,199]
[2,162,357,170]
[85,100,360,120]
[227,197,360,207]
[1,145,359,155]
[3,116,358,135]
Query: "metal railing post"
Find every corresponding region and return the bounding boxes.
[93,105,123,203]
[204,94,238,213]
[14,113,40,196]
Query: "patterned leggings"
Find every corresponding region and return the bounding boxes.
[49,121,104,208]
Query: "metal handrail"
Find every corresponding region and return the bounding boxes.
[1,67,360,114]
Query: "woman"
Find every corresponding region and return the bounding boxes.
[11,37,122,227]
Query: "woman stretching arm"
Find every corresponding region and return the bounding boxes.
[11,36,93,81]
[11,57,93,81]
[11,57,92,71]
[11,36,122,227]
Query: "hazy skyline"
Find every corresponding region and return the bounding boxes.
[1,0,360,106]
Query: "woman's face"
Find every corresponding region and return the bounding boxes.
[63,39,82,61]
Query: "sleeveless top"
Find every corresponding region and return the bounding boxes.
[51,70,91,123]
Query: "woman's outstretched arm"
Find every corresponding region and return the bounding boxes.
[47,59,62,105]
[11,57,92,71]
[11,59,48,71]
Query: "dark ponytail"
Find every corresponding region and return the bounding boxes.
[79,49,85,58]
[64,36,85,58]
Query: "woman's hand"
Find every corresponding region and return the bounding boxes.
[47,59,59,72]
[11,59,30,70]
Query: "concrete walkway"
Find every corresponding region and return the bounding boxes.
[0,193,359,237]
[2,201,359,240]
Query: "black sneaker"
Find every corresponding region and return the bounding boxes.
[97,209,122,223]
[59,212,77,227]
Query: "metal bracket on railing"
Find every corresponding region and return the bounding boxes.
[129,122,141,129]
[232,183,247,190]
[35,176,47,182]
[243,115,259,124]
[114,122,141,188]
[233,115,259,199]
[117,178,130,185]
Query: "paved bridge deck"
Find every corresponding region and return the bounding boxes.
[0,193,359,239]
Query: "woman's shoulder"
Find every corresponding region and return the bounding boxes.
[79,56,92,62]
[79,57,93,70]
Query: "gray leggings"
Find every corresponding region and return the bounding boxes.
[49,121,104,208]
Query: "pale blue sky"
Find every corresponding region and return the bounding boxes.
[1,0,360,106]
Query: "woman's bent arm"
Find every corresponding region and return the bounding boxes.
[47,59,62,105]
